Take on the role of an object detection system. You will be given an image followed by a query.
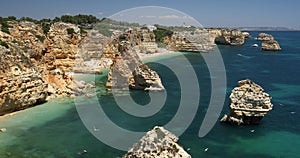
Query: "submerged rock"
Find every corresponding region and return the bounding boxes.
[261,40,282,51]
[123,126,191,158]
[220,79,273,125]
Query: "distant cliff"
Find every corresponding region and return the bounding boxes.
[163,28,249,52]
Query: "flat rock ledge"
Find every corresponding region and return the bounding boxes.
[220,79,273,125]
[123,126,191,158]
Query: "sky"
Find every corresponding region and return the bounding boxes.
[0,0,300,28]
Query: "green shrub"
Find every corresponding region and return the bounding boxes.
[153,27,173,43]
[80,27,87,34]
[67,28,75,35]
[1,21,12,34]
[36,35,45,42]
[0,40,9,48]
[41,23,51,35]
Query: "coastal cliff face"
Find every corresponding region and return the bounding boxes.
[164,28,248,52]
[103,28,158,59]
[0,45,47,115]
[123,126,191,158]
[44,22,81,72]
[220,79,273,125]
[75,30,112,74]
[0,21,92,115]
[210,29,245,45]
[106,29,164,91]
[164,29,215,52]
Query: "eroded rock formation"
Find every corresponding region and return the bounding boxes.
[164,29,215,52]
[261,40,282,51]
[123,126,191,158]
[220,79,273,125]
[0,21,93,115]
[211,29,245,45]
[257,33,281,51]
[0,45,47,115]
[257,33,274,41]
[106,37,164,91]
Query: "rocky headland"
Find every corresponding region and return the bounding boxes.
[123,126,191,158]
[0,21,93,115]
[257,33,281,51]
[163,28,250,52]
[105,28,164,91]
[0,16,252,115]
[220,79,273,125]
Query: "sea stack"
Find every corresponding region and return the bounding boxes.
[257,33,274,41]
[220,79,273,125]
[261,40,282,51]
[123,126,191,158]
[257,33,281,51]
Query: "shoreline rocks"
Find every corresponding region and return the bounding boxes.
[123,126,191,158]
[106,29,165,91]
[220,79,273,125]
[257,33,274,41]
[261,40,282,51]
[257,33,281,51]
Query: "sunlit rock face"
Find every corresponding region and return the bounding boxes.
[221,79,273,125]
[106,29,164,91]
[123,126,191,158]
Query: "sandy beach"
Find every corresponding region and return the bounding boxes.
[138,48,182,62]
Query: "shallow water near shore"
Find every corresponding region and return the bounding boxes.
[1,31,300,157]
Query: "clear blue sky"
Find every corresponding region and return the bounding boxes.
[0,0,299,28]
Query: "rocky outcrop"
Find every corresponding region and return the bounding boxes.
[0,21,94,115]
[242,32,251,39]
[257,33,274,41]
[8,21,46,60]
[211,29,245,45]
[75,30,112,74]
[44,22,81,72]
[220,79,273,125]
[257,33,281,51]
[106,40,164,91]
[103,28,158,59]
[123,126,191,158]
[0,45,47,115]
[164,29,215,52]
[105,28,164,91]
[261,40,282,51]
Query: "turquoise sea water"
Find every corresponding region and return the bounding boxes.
[1,31,300,157]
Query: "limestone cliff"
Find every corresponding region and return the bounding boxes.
[0,44,47,115]
[44,22,81,72]
[102,28,158,59]
[261,40,282,51]
[257,33,281,51]
[220,79,273,125]
[123,126,191,158]
[105,29,164,91]
[164,29,215,52]
[0,21,92,115]
[75,30,112,74]
[257,33,274,41]
[210,29,245,45]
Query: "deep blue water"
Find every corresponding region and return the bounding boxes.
[0,31,300,158]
